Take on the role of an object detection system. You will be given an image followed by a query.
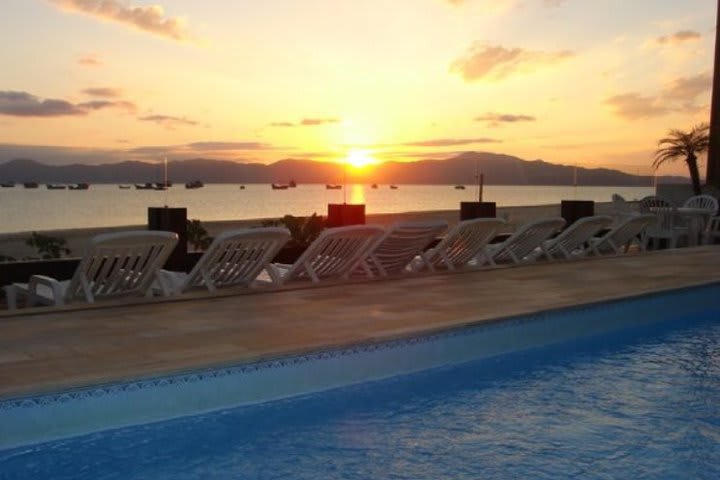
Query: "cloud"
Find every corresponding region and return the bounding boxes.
[300,118,340,126]
[82,87,123,97]
[474,112,536,126]
[445,0,567,9]
[0,91,86,117]
[77,100,137,112]
[605,71,711,120]
[270,118,340,127]
[604,93,669,119]
[48,0,189,41]
[663,72,712,103]
[186,141,275,151]
[78,54,102,66]
[138,114,197,128]
[653,30,702,46]
[450,43,574,82]
[402,138,501,147]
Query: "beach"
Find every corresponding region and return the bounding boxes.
[0,202,618,261]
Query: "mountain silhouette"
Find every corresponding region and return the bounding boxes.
[0,152,685,186]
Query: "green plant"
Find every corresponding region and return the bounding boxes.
[25,232,71,259]
[263,213,326,247]
[654,123,709,195]
[187,219,213,251]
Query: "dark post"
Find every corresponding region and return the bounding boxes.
[560,200,594,226]
[148,207,187,271]
[707,0,720,188]
[327,204,366,228]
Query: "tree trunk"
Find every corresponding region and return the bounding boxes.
[687,154,703,195]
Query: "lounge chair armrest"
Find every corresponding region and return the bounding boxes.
[28,275,64,304]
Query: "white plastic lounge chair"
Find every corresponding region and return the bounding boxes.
[5,230,178,309]
[479,217,566,265]
[586,214,654,255]
[358,220,448,277]
[535,215,614,260]
[412,218,505,272]
[156,227,291,295]
[268,224,385,285]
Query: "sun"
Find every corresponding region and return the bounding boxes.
[345,149,377,169]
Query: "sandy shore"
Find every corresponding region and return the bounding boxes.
[0,202,617,260]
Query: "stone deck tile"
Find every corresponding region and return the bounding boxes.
[1,246,719,399]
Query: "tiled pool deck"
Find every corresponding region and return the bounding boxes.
[1,246,719,400]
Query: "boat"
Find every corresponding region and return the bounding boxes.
[155,181,172,189]
[289,179,297,188]
[271,183,289,190]
[68,183,89,190]
[239,185,246,190]
[135,183,155,190]
[371,184,378,189]
[46,184,67,190]
[185,180,204,189]
[0,181,15,188]
[389,185,398,190]
[454,185,466,190]
[23,182,39,189]
[325,184,342,190]
[118,185,131,189]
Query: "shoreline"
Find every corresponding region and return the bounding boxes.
[0,202,617,261]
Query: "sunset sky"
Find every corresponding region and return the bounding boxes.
[0,0,716,176]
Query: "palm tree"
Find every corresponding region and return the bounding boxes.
[654,123,709,195]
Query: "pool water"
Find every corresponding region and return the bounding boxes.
[2,314,719,480]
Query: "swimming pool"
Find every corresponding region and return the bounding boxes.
[1,293,718,479]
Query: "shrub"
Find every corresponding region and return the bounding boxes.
[25,232,71,259]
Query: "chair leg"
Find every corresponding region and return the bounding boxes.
[3,285,17,310]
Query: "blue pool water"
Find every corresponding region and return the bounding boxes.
[2,314,719,480]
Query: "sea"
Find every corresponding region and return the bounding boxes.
[0,184,655,234]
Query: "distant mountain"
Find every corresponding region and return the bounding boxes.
[0,152,687,186]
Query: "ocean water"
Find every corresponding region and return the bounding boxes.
[0,184,654,234]
[1,314,717,479]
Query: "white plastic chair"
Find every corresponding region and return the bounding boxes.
[536,215,614,260]
[268,225,385,285]
[412,218,506,272]
[359,220,448,277]
[157,227,290,295]
[638,196,688,249]
[480,217,566,265]
[683,194,719,214]
[5,230,178,309]
[586,214,654,255]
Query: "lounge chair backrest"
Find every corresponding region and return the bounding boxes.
[181,227,290,291]
[683,194,718,215]
[365,220,448,276]
[639,195,674,212]
[280,225,385,283]
[492,217,566,263]
[544,215,613,258]
[424,218,505,270]
[590,213,654,254]
[65,230,178,303]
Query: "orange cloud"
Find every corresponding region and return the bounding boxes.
[474,112,536,126]
[450,43,574,82]
[48,0,189,41]
[138,114,197,128]
[81,87,123,97]
[654,30,702,46]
